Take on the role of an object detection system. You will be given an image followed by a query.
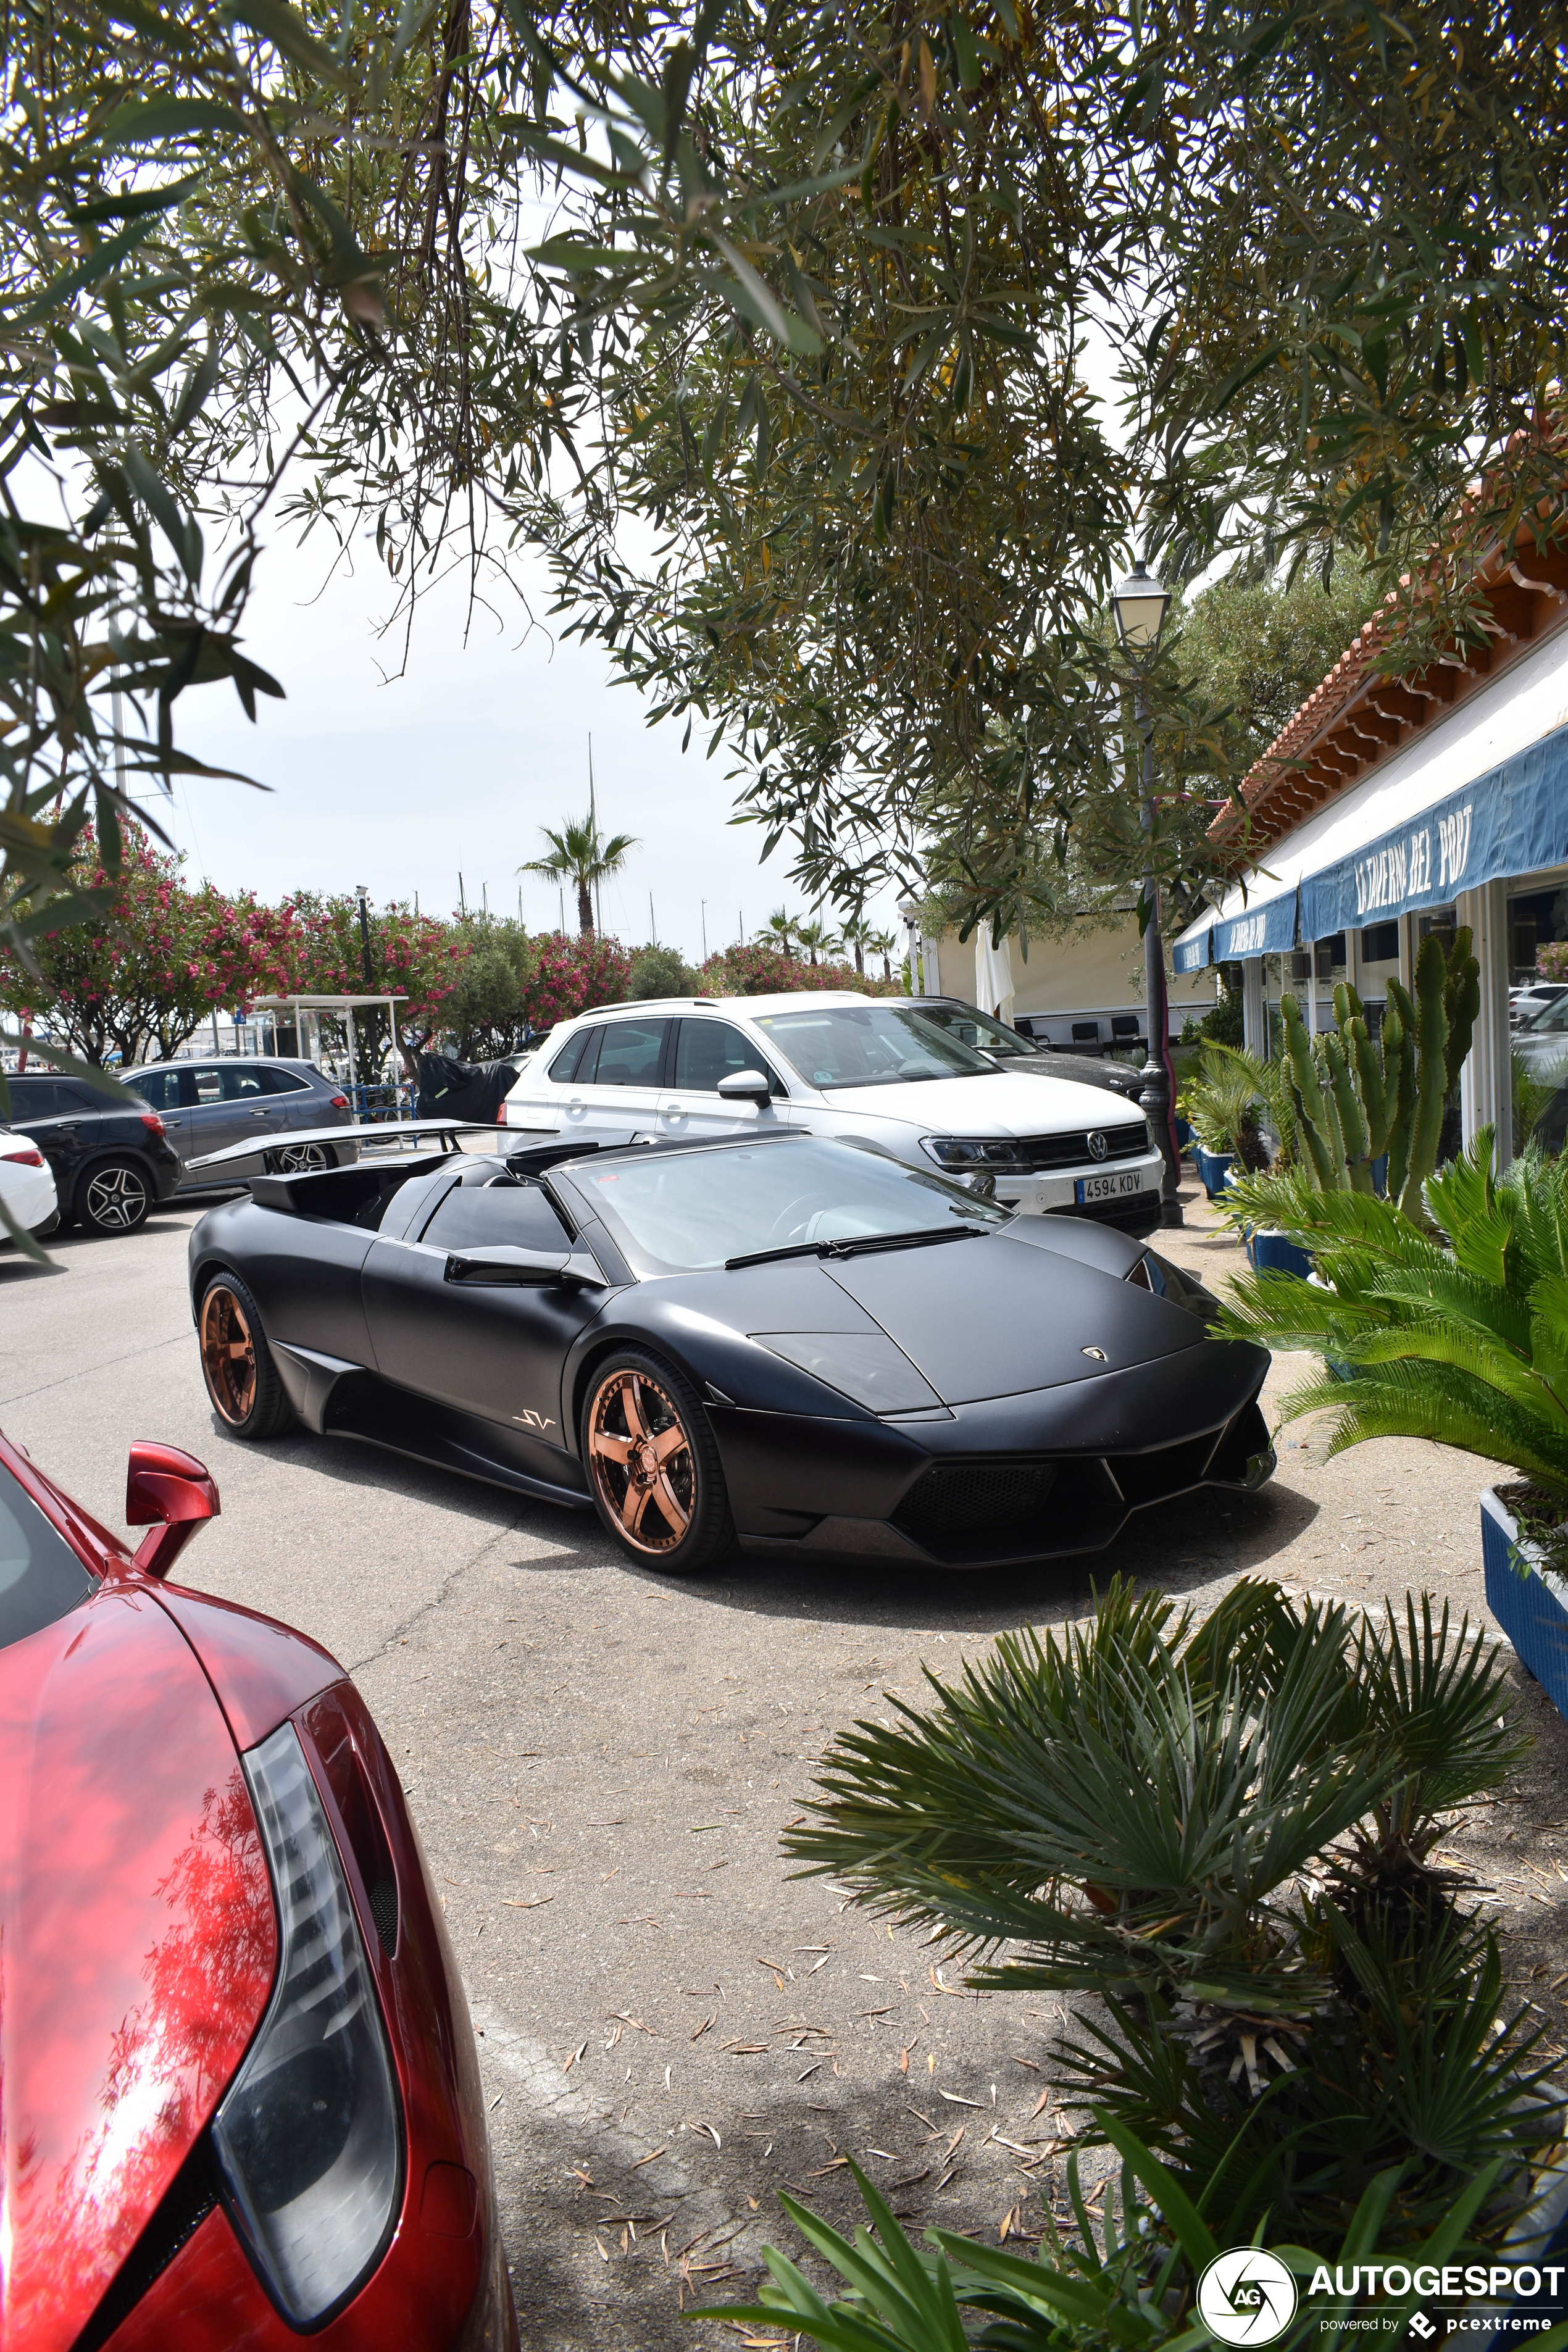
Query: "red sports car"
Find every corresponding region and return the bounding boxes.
[0,1430,517,2351]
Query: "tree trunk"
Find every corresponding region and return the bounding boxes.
[577,878,594,936]
[854,943,864,973]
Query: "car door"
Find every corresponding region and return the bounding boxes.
[121,1066,191,1164]
[504,1024,599,1138]
[362,1170,603,1457]
[220,1060,294,1153]
[568,1015,670,1143]
[181,1062,253,1169]
[658,1017,795,1142]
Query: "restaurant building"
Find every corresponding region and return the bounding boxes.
[1172,525,1568,1164]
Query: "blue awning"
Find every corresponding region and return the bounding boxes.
[1212,893,1298,963]
[1299,718,1568,940]
[1172,919,1212,974]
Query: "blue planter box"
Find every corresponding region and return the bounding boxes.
[1482,1488,1568,1718]
[1174,1116,1192,1151]
[1246,1228,1313,1279]
[1193,1146,1234,1199]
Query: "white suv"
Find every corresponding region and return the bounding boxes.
[502,993,1164,1236]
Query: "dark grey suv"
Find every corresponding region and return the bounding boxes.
[122,1057,359,1191]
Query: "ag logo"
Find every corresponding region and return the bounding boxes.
[1196,2249,1298,2346]
[1087,1130,1109,1161]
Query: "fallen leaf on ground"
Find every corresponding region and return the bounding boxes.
[631,2146,667,2169]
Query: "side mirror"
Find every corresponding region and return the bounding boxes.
[717,1068,774,1106]
[126,1440,220,1580]
[444,1247,606,1289]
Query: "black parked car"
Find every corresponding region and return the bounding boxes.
[187,1127,1272,1575]
[904,999,1148,1105]
[3,1073,182,1235]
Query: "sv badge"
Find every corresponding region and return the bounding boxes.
[513,1409,557,1432]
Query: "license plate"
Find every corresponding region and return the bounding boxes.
[1075,1169,1145,1203]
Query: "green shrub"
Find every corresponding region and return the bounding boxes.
[780,1575,1551,2249]
[627,941,700,999]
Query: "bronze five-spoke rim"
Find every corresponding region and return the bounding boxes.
[586,1370,694,1555]
[201,1285,257,1427]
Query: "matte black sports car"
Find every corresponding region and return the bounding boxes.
[186,1130,1274,1574]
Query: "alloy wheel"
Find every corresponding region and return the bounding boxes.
[85,1164,148,1231]
[586,1369,696,1554]
[275,1142,332,1173]
[201,1286,257,1425]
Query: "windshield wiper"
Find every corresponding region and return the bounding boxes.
[726,1224,987,1272]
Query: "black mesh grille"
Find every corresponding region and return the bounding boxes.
[1015,1125,1148,1172]
[369,1877,399,1956]
[893,1462,1056,1548]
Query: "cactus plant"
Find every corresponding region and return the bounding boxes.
[1278,928,1479,1217]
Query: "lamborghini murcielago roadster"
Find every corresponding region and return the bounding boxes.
[186,1129,1274,1575]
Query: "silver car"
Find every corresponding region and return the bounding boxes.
[122,1057,359,1190]
[1513,995,1568,1087]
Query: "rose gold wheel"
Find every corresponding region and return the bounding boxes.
[585,1367,696,1556]
[201,1284,257,1427]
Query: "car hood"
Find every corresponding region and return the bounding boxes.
[819,1227,1203,1404]
[809,1069,1149,1135]
[0,1583,277,2352]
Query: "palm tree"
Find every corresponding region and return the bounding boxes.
[866,926,898,982]
[519,811,638,938]
[762,907,798,957]
[836,914,872,975]
[794,916,830,967]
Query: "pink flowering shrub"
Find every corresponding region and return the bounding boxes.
[1537,941,1568,982]
[699,945,895,998]
[522,932,632,1030]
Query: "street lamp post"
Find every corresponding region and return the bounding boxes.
[1110,564,1183,1228]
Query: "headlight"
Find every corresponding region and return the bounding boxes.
[212,1724,402,2327]
[919,1136,1028,1171]
[756,1332,941,1413]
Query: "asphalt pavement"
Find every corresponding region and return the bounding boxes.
[5,1186,1566,2350]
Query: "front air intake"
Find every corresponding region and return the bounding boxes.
[892,1461,1056,1549]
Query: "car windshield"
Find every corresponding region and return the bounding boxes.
[1523,995,1568,1034]
[0,1466,94,1652]
[568,1137,1007,1274]
[755,1004,994,1089]
[914,1003,1037,1059]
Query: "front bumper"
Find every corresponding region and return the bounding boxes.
[714,1342,1274,1570]
[90,1680,518,2352]
[980,1151,1165,1220]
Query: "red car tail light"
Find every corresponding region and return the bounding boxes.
[330,1094,351,1110]
[1,1145,44,1167]
[138,1109,166,1136]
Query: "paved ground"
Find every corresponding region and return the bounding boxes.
[5,1177,1566,2348]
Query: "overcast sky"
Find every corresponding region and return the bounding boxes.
[131,312,1139,965]
[138,529,882,965]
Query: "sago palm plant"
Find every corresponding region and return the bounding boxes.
[1215,1133,1568,1504]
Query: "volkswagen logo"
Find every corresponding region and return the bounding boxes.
[1086,1130,1109,1161]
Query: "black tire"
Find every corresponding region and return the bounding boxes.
[198,1271,296,1439]
[74,1157,153,1236]
[580,1348,734,1574]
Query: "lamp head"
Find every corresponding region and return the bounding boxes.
[1111,564,1171,658]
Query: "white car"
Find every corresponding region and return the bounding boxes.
[501,993,1164,1236]
[1514,991,1568,1085]
[0,1124,59,1243]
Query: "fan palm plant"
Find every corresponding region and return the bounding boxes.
[518,811,638,938]
[795,915,832,966]
[782,1575,1547,2245]
[1214,1134,1568,1504]
[762,906,799,957]
[1175,1040,1278,1170]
